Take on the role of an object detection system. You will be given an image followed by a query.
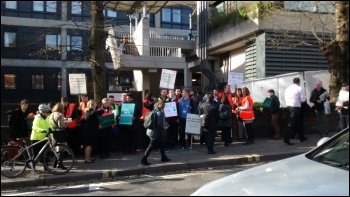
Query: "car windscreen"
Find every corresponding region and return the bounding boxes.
[306,129,349,170]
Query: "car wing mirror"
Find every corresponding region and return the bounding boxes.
[317,137,330,147]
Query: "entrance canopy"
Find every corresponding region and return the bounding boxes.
[104,1,198,14]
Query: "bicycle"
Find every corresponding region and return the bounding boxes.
[1,131,76,178]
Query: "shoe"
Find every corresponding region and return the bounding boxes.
[165,149,170,153]
[161,158,170,162]
[243,141,252,145]
[84,160,95,164]
[141,159,150,166]
[284,140,294,145]
[178,147,186,151]
[188,147,193,151]
[56,164,67,170]
[300,137,308,142]
[208,150,216,154]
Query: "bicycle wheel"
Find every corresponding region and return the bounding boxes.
[1,146,27,178]
[43,144,75,175]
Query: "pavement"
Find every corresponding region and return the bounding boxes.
[1,132,326,190]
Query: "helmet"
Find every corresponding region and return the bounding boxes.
[38,104,50,112]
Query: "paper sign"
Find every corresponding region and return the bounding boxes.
[185,113,201,135]
[164,102,177,117]
[160,69,177,89]
[69,73,87,95]
[119,103,135,125]
[228,72,243,86]
[319,91,328,101]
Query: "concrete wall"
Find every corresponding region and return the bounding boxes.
[229,47,246,76]
[150,39,195,50]
[119,55,186,69]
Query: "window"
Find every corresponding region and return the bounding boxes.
[32,75,44,89]
[162,8,171,22]
[4,32,16,48]
[71,1,81,14]
[173,9,181,23]
[4,74,16,89]
[284,1,317,12]
[33,1,57,12]
[33,1,44,11]
[5,1,17,9]
[45,34,60,49]
[104,9,117,17]
[67,35,82,51]
[46,1,57,12]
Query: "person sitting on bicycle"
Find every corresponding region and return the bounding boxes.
[30,104,52,166]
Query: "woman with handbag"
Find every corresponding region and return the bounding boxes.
[236,87,255,145]
[218,96,232,147]
[49,102,69,169]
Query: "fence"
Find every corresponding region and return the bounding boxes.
[237,70,330,107]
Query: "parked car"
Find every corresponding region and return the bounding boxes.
[191,127,349,196]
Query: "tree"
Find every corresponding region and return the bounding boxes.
[248,1,349,102]
[321,1,349,102]
[90,1,106,104]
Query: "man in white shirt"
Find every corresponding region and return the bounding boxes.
[284,77,308,145]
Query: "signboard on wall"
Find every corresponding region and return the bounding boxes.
[68,73,87,95]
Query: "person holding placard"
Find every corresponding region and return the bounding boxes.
[178,88,197,151]
[97,98,114,159]
[267,89,281,139]
[309,80,329,137]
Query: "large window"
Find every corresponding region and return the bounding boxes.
[161,7,191,29]
[71,1,81,14]
[67,35,83,51]
[104,9,117,17]
[5,1,17,9]
[162,8,182,22]
[162,8,171,22]
[4,32,16,48]
[32,75,44,89]
[284,1,335,13]
[45,34,60,49]
[4,74,16,89]
[33,1,57,12]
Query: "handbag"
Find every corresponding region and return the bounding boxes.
[239,110,255,120]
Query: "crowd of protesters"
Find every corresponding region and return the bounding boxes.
[6,78,349,166]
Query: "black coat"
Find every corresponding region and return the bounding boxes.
[199,101,220,132]
[309,87,327,111]
[8,108,29,139]
[82,109,104,146]
[269,95,280,114]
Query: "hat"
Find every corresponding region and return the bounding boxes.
[342,82,349,87]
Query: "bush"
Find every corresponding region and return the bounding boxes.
[253,102,263,111]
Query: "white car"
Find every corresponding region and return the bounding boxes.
[191,128,349,196]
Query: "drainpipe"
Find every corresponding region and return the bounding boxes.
[143,1,147,18]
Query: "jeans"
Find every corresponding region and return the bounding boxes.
[339,114,349,131]
[285,107,305,142]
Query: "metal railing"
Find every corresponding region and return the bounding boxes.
[150,28,197,41]
[149,46,182,57]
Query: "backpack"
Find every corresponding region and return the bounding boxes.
[220,105,232,120]
[143,110,156,129]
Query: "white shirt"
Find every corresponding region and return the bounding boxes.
[285,84,306,107]
[336,90,349,109]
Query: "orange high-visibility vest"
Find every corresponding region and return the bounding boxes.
[140,100,151,122]
[79,102,87,120]
[242,96,254,114]
[66,103,77,128]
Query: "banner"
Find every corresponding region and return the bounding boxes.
[185,114,201,135]
[69,73,87,95]
[98,114,115,129]
[159,69,177,89]
[164,102,178,117]
[119,103,135,125]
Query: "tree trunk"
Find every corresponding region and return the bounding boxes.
[321,1,349,102]
[90,1,106,105]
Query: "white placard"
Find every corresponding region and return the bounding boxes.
[159,69,177,89]
[228,72,243,86]
[69,73,87,95]
[164,102,177,117]
[185,113,201,135]
[319,91,328,101]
